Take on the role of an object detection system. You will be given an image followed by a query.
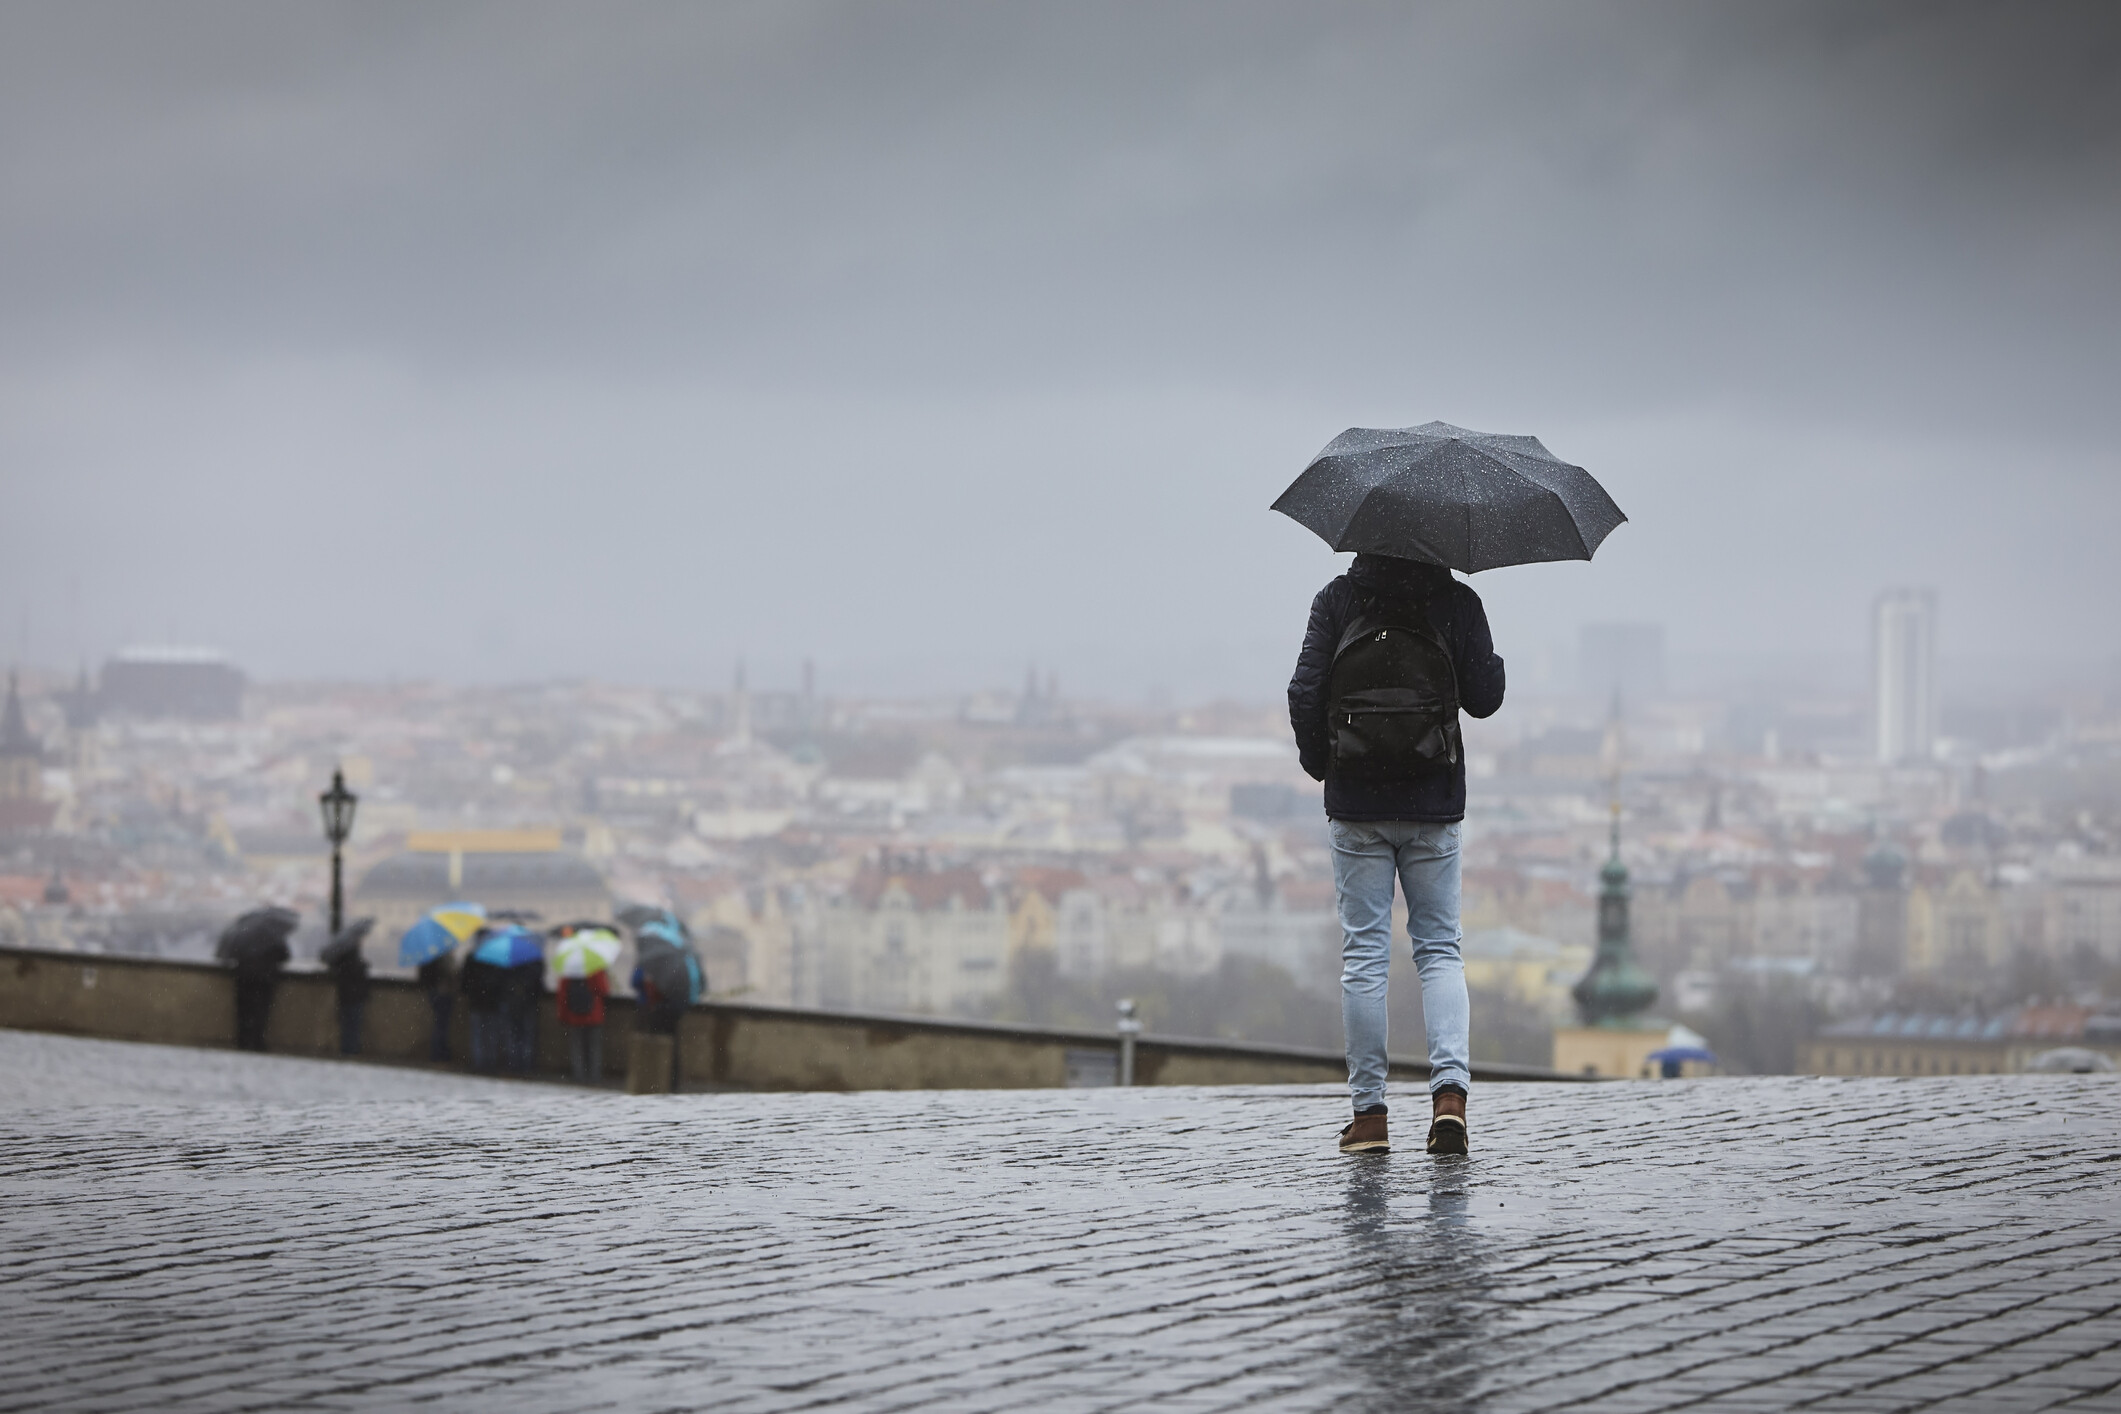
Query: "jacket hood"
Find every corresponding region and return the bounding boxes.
[1348,553,1454,600]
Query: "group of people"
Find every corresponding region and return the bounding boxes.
[228,912,693,1088]
[408,930,612,1082]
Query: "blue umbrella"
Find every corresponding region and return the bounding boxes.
[472,924,545,968]
[1647,1046,1717,1065]
[398,903,487,967]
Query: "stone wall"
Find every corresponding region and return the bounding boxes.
[0,944,1588,1091]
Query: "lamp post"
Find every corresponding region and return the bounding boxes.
[1116,997,1142,1087]
[318,768,359,936]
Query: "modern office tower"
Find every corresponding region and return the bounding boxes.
[1872,588,1938,765]
[1579,623,1666,702]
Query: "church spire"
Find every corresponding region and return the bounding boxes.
[1572,701,1658,1025]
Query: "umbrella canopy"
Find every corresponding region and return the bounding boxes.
[634,911,691,951]
[625,908,702,1004]
[215,906,301,965]
[317,917,376,968]
[1272,422,1626,572]
[550,923,623,979]
[472,924,546,969]
[636,946,703,1006]
[617,903,689,938]
[1647,1046,1718,1065]
[397,903,487,967]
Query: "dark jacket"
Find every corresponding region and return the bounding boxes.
[230,940,290,983]
[1287,554,1506,822]
[329,953,371,1006]
[416,955,456,995]
[459,957,507,1012]
[503,960,545,1008]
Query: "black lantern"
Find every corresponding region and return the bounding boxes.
[318,768,359,934]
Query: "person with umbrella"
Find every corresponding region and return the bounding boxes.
[215,906,300,1052]
[319,917,376,1056]
[622,906,703,1092]
[399,903,484,1064]
[483,917,548,1076]
[460,923,533,1074]
[549,921,621,1084]
[1276,422,1625,1157]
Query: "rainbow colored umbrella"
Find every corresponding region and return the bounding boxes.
[398,903,486,967]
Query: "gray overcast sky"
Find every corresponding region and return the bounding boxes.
[2,1,2117,699]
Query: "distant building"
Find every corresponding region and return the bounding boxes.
[352,829,611,967]
[1461,927,1592,1021]
[1579,623,1665,702]
[682,880,799,1005]
[100,648,245,720]
[1802,1004,2121,1076]
[1853,843,1910,979]
[1229,782,1314,823]
[1015,666,1064,727]
[806,863,1011,1014]
[1216,874,1338,991]
[2050,863,2121,962]
[1872,589,1937,764]
[0,673,56,833]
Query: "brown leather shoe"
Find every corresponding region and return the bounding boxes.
[1339,1111,1390,1154]
[1427,1088,1468,1156]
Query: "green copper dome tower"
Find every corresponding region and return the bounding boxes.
[1571,800,1659,1024]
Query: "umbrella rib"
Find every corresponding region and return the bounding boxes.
[1493,458,1594,563]
[1336,441,1456,556]
[1457,443,1476,568]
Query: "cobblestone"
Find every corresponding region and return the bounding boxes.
[1,1029,2118,1411]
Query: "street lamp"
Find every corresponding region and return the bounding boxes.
[1116,997,1142,1087]
[318,767,359,935]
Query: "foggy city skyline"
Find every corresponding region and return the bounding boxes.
[3,2,2119,700]
[9,16,2121,1401]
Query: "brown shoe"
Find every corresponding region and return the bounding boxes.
[1339,1110,1390,1154]
[1427,1088,1468,1156]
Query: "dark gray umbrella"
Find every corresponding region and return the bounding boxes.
[1272,422,1626,571]
[317,917,375,969]
[636,946,701,1005]
[616,902,685,935]
[215,906,300,966]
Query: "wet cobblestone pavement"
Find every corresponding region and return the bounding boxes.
[3,1030,2119,1412]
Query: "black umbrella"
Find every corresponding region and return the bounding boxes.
[625,908,702,1006]
[215,906,301,966]
[616,902,686,936]
[1272,422,1626,571]
[635,946,703,1007]
[317,917,376,969]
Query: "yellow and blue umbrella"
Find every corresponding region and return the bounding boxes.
[398,903,486,967]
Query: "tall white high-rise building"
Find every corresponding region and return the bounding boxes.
[1873,589,1938,765]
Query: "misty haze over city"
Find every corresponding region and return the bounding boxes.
[10,8,2121,1405]
[5,2,2121,1080]
[2,1,2116,697]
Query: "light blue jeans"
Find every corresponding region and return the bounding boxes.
[1331,818,1469,1111]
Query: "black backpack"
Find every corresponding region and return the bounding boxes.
[1326,590,1461,781]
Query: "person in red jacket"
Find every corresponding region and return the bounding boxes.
[556,968,610,1084]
